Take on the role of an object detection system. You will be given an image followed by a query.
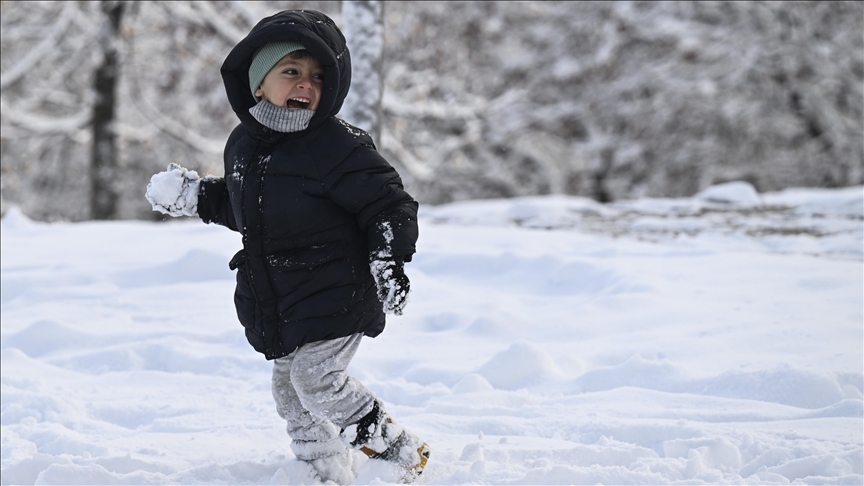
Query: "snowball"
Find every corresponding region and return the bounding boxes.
[144,164,201,217]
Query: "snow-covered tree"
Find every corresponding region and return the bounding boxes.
[1,1,342,221]
[90,0,126,220]
[340,0,385,143]
[1,1,98,221]
[379,2,863,203]
[2,1,861,220]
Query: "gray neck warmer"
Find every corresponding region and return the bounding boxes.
[249,100,315,133]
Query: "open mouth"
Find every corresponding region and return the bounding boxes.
[286,97,311,109]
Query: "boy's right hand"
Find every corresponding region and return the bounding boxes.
[145,163,201,217]
[370,257,410,315]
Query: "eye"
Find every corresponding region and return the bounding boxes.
[282,68,298,75]
[312,73,324,81]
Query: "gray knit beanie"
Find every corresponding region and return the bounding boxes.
[248,42,305,98]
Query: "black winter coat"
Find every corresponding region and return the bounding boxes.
[197,10,418,360]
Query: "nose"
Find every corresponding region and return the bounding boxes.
[297,73,313,89]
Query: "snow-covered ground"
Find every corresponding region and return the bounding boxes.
[2,183,862,485]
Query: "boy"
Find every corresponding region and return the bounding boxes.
[145,9,428,484]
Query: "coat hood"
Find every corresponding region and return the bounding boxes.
[221,10,351,132]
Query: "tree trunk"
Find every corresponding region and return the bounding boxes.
[90,1,125,220]
[340,0,384,143]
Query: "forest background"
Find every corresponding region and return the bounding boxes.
[1,0,862,222]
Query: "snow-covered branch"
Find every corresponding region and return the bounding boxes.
[230,0,264,30]
[125,82,224,157]
[161,1,245,45]
[382,93,482,121]
[380,130,432,180]
[0,2,75,89]
[0,98,91,134]
[121,6,225,158]
[191,1,247,44]
[1,1,860,221]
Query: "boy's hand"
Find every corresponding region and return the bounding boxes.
[370,258,410,315]
[145,163,202,217]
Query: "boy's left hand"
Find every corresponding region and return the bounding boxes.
[370,258,410,315]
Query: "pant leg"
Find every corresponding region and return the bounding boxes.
[284,334,429,479]
[289,333,377,429]
[272,354,344,460]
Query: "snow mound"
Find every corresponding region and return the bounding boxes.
[420,194,610,229]
[452,373,495,394]
[570,356,849,409]
[697,367,846,409]
[414,252,643,296]
[420,185,863,258]
[695,181,762,205]
[763,186,864,218]
[1,319,99,358]
[477,341,562,390]
[1,206,35,229]
[571,355,685,393]
[664,437,743,474]
[111,249,232,288]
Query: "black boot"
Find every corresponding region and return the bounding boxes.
[341,402,431,482]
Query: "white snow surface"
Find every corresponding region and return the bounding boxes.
[2,184,862,485]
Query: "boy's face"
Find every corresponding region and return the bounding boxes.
[255,54,324,110]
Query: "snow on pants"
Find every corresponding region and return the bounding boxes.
[271,333,377,460]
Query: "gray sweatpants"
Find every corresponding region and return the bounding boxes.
[271,333,377,461]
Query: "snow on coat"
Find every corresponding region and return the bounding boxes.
[197,10,419,360]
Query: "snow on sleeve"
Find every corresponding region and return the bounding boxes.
[145,163,206,217]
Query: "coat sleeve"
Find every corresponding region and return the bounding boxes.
[197,177,239,232]
[198,125,245,232]
[321,145,419,261]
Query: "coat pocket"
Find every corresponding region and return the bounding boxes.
[229,249,247,270]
